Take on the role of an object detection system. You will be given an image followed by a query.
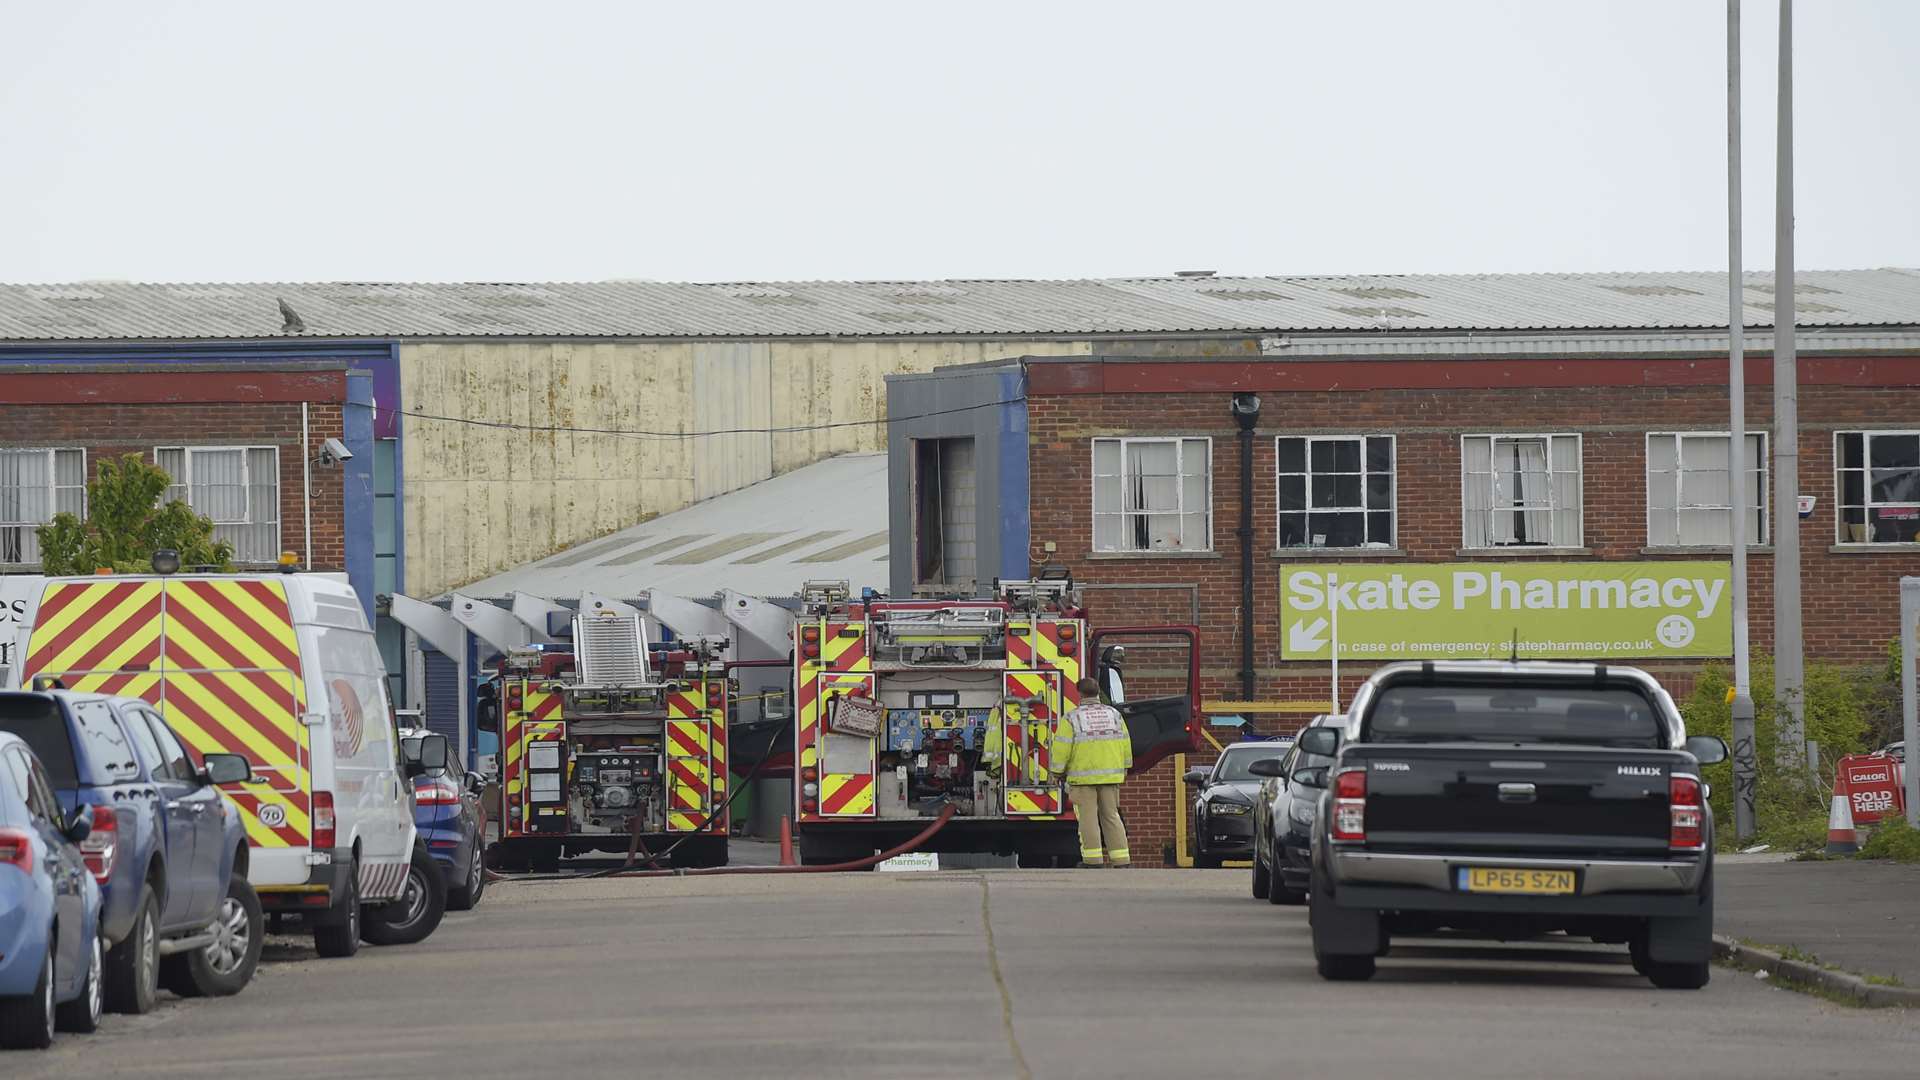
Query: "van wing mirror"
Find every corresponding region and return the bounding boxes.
[1684,735,1729,766]
[1297,727,1341,756]
[413,733,450,771]
[201,753,253,786]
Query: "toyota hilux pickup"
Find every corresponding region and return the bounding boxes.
[1301,661,1726,989]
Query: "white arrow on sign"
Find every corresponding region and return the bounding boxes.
[1289,617,1329,654]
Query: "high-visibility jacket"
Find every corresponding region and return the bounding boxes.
[1051,701,1132,785]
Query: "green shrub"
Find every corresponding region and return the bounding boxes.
[1858,816,1920,863]
[1681,653,1882,851]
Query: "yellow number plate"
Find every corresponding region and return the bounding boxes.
[1459,867,1577,895]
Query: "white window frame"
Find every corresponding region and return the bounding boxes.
[1275,434,1397,549]
[1834,430,1920,545]
[1645,431,1769,548]
[1460,433,1585,549]
[155,445,281,563]
[0,447,86,566]
[1090,436,1213,553]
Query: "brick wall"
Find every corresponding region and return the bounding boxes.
[1026,358,1920,864]
[0,369,348,571]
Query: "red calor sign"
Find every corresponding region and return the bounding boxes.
[1839,754,1906,825]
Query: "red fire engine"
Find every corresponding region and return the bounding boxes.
[788,578,1199,866]
[483,603,731,871]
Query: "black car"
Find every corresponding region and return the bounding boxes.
[1183,740,1291,869]
[1249,715,1340,905]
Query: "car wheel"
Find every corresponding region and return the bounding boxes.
[56,932,103,1033]
[0,934,56,1049]
[313,860,362,958]
[361,845,447,947]
[447,844,486,911]
[1251,851,1272,899]
[105,890,160,1014]
[163,875,263,997]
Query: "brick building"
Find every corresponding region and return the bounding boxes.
[888,272,1920,864]
[0,362,353,570]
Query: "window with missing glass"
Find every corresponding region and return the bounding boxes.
[0,448,86,566]
[1646,432,1767,547]
[1836,431,1920,544]
[1461,433,1583,548]
[1276,435,1395,549]
[156,445,281,564]
[1091,437,1212,553]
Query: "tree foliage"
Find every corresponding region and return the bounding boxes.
[36,453,234,575]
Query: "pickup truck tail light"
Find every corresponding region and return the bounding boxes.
[313,791,337,850]
[1669,774,1705,851]
[80,804,118,883]
[0,826,32,874]
[1331,767,1367,842]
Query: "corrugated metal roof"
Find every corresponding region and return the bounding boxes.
[1,270,1915,341]
[457,452,888,602]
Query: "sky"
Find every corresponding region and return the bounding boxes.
[0,0,1915,284]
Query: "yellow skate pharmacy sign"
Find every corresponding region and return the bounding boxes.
[1280,562,1732,661]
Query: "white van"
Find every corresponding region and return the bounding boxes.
[11,570,446,957]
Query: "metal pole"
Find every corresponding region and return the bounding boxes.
[1901,578,1918,827]
[1329,572,1340,715]
[1772,0,1808,768]
[1727,0,1758,840]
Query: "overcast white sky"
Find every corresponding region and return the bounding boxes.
[1,0,1914,283]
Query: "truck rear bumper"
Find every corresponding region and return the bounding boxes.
[1332,883,1704,918]
[1332,850,1706,896]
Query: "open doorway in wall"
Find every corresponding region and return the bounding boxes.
[912,437,978,595]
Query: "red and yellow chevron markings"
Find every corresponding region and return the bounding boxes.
[503,683,561,835]
[26,579,313,849]
[813,669,875,818]
[665,681,711,832]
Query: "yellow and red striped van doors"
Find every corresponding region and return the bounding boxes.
[157,580,311,848]
[24,578,313,849]
[23,580,165,699]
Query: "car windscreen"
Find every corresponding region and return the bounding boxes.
[1364,684,1664,749]
[1214,747,1285,781]
[0,696,81,787]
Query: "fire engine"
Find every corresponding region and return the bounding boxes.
[483,600,731,871]
[789,577,1200,866]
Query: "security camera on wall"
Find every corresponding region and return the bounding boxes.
[315,437,353,466]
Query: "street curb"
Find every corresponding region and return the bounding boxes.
[1713,935,1920,1008]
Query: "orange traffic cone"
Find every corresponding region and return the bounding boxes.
[1825,793,1859,855]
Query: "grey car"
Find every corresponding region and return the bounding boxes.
[1183,740,1292,868]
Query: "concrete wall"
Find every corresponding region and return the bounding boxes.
[400,338,1092,596]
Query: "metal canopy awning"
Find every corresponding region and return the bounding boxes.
[455,452,889,606]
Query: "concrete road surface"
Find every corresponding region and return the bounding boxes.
[16,869,1920,1079]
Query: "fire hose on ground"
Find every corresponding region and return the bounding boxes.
[491,805,958,882]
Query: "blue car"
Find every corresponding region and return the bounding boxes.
[0,730,104,1049]
[0,691,260,1016]
[401,729,487,911]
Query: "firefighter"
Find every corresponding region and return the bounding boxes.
[1052,677,1132,867]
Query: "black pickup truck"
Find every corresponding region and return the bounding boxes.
[1301,661,1727,989]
